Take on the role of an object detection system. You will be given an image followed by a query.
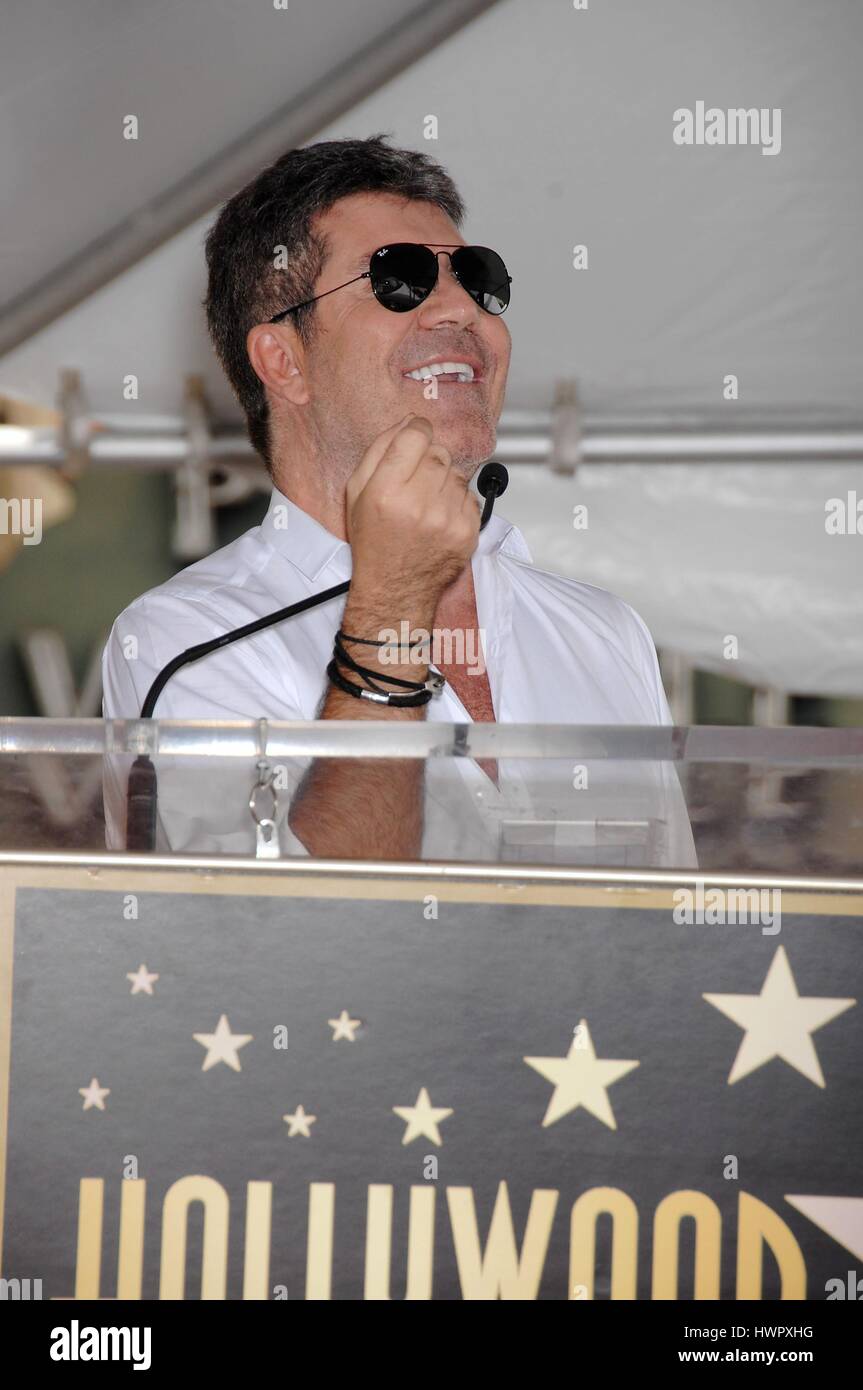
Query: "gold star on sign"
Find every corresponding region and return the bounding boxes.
[392,1087,452,1146]
[328,1010,362,1041]
[127,964,159,995]
[79,1078,110,1111]
[193,1014,253,1072]
[704,945,855,1086]
[283,1105,316,1137]
[524,1019,639,1130]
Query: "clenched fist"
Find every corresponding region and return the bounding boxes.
[346,414,481,611]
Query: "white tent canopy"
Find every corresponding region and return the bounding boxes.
[1,0,861,696]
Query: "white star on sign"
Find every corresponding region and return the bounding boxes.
[328,1010,362,1041]
[524,1019,639,1130]
[79,1078,110,1111]
[193,1014,253,1072]
[704,946,855,1086]
[127,964,159,995]
[785,1195,863,1263]
[283,1105,316,1137]
[392,1087,453,1146]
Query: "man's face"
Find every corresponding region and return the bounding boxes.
[298,191,511,479]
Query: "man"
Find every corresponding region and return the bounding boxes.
[102,134,694,866]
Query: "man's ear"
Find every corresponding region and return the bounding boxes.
[246,323,309,406]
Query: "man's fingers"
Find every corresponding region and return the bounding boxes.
[424,442,455,489]
[373,417,440,486]
[347,414,421,501]
[347,413,457,513]
[462,485,481,517]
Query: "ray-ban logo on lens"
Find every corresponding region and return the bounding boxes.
[673,102,782,156]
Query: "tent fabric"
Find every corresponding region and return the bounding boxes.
[1,0,860,697]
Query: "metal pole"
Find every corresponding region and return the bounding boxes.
[2,417,862,467]
[0,0,503,358]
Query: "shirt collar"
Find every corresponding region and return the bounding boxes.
[260,486,529,582]
[260,488,348,582]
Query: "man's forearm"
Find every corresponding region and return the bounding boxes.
[287,589,436,859]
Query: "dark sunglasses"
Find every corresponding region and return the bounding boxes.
[269,243,511,323]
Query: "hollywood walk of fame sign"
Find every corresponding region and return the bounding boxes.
[0,859,860,1301]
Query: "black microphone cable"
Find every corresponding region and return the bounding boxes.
[125,461,509,851]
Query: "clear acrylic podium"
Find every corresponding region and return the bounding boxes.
[0,717,860,877]
[0,720,861,1300]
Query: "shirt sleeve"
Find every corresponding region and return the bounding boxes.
[101,595,312,858]
[618,601,675,725]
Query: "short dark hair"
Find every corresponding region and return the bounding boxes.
[203,133,466,471]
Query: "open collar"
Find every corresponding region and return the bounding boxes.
[260,486,530,582]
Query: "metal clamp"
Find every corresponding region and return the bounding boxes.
[248,718,280,859]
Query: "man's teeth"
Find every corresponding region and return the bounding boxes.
[404,361,475,382]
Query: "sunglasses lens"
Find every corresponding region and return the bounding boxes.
[369,244,511,314]
[369,245,438,312]
[452,246,511,315]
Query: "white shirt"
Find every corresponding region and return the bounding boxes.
[101,488,697,866]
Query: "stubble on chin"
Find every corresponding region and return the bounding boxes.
[448,422,498,478]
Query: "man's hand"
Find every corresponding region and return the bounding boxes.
[346,414,481,612]
[288,414,481,862]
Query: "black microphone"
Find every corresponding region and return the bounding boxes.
[477,459,509,503]
[125,461,510,850]
[476,460,509,529]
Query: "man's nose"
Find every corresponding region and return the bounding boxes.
[415,255,481,326]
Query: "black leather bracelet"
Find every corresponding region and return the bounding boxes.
[338,629,426,651]
[333,631,443,694]
[326,658,434,707]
